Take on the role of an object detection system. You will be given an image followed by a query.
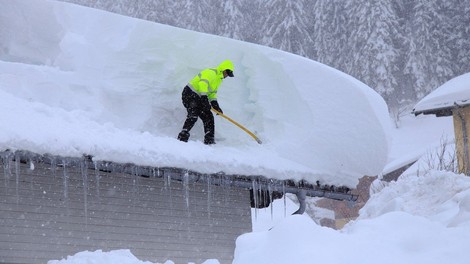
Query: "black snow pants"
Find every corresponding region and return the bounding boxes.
[178,86,215,144]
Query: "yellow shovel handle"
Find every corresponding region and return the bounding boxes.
[211,108,262,144]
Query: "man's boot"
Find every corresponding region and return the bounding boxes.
[177,130,190,142]
[203,125,215,145]
[204,136,215,145]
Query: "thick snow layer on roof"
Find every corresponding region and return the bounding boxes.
[0,0,390,187]
[414,72,470,113]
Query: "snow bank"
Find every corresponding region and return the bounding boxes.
[0,0,390,187]
[47,249,156,264]
[383,113,454,175]
[47,249,219,264]
[361,170,470,227]
[234,171,470,264]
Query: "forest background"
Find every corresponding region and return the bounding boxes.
[60,0,470,123]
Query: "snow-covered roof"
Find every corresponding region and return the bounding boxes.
[413,73,470,117]
[0,0,391,188]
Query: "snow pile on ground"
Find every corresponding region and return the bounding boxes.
[235,171,470,264]
[383,113,454,175]
[48,249,220,264]
[0,0,390,188]
[361,170,470,227]
[48,250,156,264]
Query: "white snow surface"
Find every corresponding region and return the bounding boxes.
[0,0,390,188]
[47,249,156,264]
[2,1,470,264]
[47,249,219,264]
[414,72,470,112]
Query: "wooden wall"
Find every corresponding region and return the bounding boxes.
[0,157,252,264]
[453,106,470,175]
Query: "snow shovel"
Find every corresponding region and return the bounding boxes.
[211,108,262,144]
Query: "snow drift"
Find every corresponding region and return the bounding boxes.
[234,171,470,264]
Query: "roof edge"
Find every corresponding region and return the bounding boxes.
[0,149,359,205]
[413,100,470,117]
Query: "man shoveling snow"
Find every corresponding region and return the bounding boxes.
[177,60,235,145]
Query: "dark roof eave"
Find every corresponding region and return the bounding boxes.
[413,107,453,117]
[413,101,470,117]
[0,149,358,203]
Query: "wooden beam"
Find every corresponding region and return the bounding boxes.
[452,106,470,175]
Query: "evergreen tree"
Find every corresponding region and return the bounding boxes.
[237,0,267,44]
[217,0,248,40]
[313,0,348,70]
[105,0,130,15]
[261,0,314,58]
[404,0,454,99]
[452,1,470,75]
[174,1,213,33]
[345,0,400,104]
[141,0,177,25]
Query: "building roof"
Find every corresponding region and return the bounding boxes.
[413,73,470,117]
[1,149,358,209]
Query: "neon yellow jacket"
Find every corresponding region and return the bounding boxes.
[187,60,234,101]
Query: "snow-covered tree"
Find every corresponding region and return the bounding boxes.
[451,1,470,76]
[216,0,248,41]
[344,0,400,103]
[404,0,455,99]
[313,0,348,70]
[139,0,178,25]
[261,0,314,58]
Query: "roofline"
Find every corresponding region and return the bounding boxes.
[413,101,470,117]
[0,149,358,205]
[413,107,453,117]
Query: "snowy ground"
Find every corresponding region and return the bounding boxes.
[1,1,470,264]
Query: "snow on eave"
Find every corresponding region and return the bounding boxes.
[413,73,470,117]
[413,100,470,117]
[1,149,358,202]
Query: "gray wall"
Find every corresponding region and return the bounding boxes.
[0,157,252,264]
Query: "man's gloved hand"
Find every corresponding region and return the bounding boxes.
[210,100,223,114]
[201,95,211,111]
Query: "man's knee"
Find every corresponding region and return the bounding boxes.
[200,109,213,121]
